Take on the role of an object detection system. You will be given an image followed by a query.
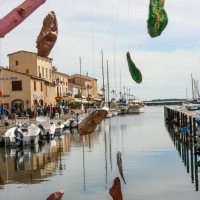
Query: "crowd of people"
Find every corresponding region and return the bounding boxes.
[0,104,75,124]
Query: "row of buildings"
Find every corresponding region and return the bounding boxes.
[0,50,102,112]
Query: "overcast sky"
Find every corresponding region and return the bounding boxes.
[1,0,200,101]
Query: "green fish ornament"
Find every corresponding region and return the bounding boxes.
[126,52,142,84]
[147,0,168,38]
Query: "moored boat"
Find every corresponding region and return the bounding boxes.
[3,117,41,146]
[127,99,146,113]
[36,116,56,140]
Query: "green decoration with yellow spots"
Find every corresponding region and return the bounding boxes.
[126,52,142,84]
[147,0,168,38]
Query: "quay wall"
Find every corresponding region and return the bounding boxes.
[164,106,199,145]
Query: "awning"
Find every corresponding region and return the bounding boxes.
[74,98,89,103]
[62,96,75,101]
[93,97,102,101]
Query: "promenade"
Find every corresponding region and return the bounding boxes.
[0,109,83,140]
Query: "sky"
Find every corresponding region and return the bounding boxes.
[1,0,200,101]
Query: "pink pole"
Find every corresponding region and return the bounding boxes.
[0,0,46,38]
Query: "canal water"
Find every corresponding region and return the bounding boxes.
[0,106,199,200]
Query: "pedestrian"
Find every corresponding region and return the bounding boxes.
[10,106,16,123]
[0,105,6,124]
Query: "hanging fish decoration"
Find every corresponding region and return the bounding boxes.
[46,190,64,200]
[36,11,58,57]
[126,51,142,84]
[147,0,168,38]
[78,109,108,135]
[109,177,123,200]
[117,151,126,184]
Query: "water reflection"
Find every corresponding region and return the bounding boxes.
[165,123,200,191]
[0,135,70,186]
[1,107,200,200]
[82,135,86,190]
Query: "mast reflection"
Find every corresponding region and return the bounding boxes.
[82,135,86,190]
[166,123,199,191]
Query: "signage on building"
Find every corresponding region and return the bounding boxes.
[3,94,10,98]
[0,76,17,80]
[33,94,43,98]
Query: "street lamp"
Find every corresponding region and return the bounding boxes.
[86,84,91,109]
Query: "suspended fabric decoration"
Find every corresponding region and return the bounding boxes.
[0,0,46,38]
[109,177,123,200]
[78,109,108,135]
[46,190,64,200]
[117,151,126,184]
[147,0,168,38]
[126,52,142,84]
[36,11,58,57]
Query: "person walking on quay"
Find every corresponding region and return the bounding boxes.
[11,106,16,123]
[1,105,6,124]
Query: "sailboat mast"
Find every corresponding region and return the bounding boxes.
[80,57,82,104]
[120,68,122,99]
[191,73,194,99]
[107,60,110,106]
[101,50,105,100]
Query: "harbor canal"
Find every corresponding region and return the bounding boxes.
[0,106,199,200]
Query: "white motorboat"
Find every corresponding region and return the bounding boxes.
[101,104,112,118]
[109,108,118,116]
[127,99,146,113]
[118,99,128,114]
[50,118,64,135]
[63,117,80,129]
[3,117,41,146]
[106,111,112,118]
[36,116,56,139]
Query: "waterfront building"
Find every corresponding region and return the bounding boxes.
[68,73,101,101]
[0,50,101,115]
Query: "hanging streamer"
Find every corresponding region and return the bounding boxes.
[126,51,142,84]
[117,151,126,184]
[147,0,168,38]
[36,11,58,57]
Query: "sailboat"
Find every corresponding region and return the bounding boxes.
[100,50,112,118]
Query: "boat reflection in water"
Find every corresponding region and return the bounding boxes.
[0,135,70,187]
[165,122,199,191]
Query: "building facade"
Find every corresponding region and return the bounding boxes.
[0,50,100,114]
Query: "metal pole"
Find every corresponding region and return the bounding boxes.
[107,60,110,107]
[101,50,105,100]
[80,57,82,104]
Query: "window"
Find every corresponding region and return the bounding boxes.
[34,81,36,91]
[38,66,41,78]
[46,68,48,78]
[42,67,44,77]
[26,69,29,74]
[12,81,22,91]
[15,61,19,66]
[49,69,51,79]
[41,82,43,91]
